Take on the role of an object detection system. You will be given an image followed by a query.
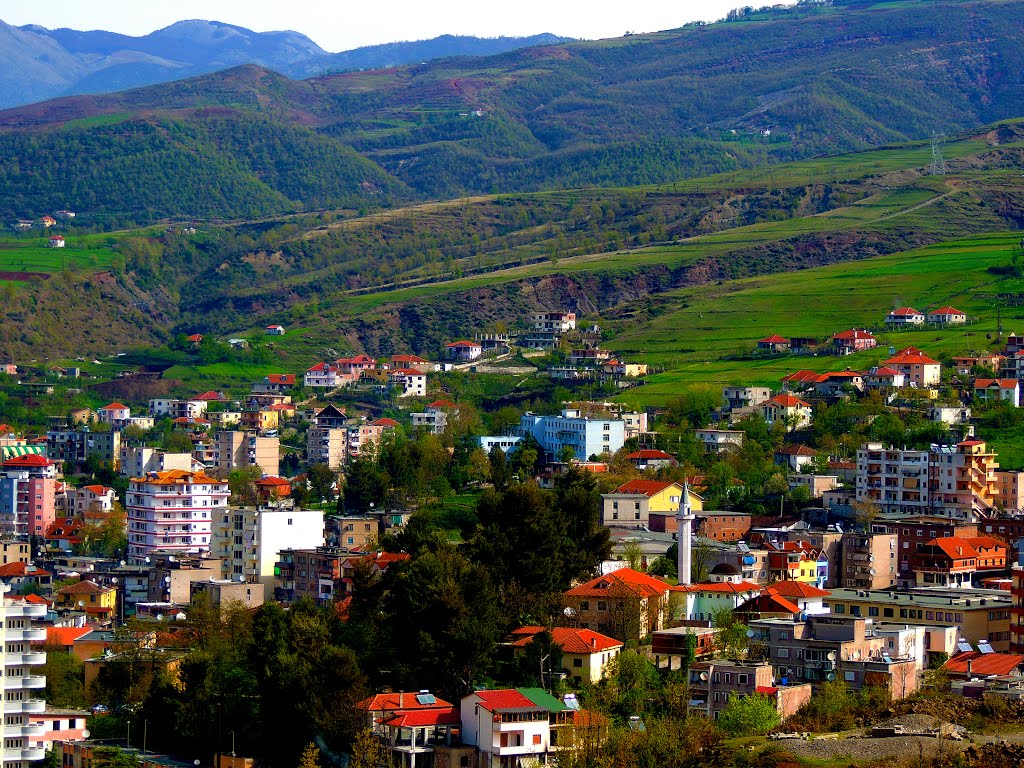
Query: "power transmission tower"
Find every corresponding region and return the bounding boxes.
[930,132,947,176]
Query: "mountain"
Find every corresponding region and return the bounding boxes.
[0,19,573,109]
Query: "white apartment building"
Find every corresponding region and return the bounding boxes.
[212,507,324,599]
[533,311,576,333]
[388,369,427,398]
[120,446,193,478]
[0,587,47,768]
[856,443,931,514]
[516,408,625,460]
[126,470,229,564]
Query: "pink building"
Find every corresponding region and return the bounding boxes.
[0,455,57,536]
[29,709,89,750]
[97,402,131,428]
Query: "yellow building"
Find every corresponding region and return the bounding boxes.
[54,579,117,619]
[600,480,702,529]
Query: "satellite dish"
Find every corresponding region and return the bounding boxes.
[853,650,861,660]
[82,731,91,739]
[699,672,709,681]
[563,607,576,617]
[869,568,876,576]
[827,673,836,681]
[746,629,755,638]
[175,612,187,621]
[827,651,836,661]
[120,561,127,568]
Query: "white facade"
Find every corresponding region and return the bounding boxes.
[533,311,576,333]
[389,370,427,398]
[212,507,324,599]
[478,436,522,455]
[120,446,193,478]
[517,408,625,460]
[856,443,931,514]
[0,589,47,768]
[126,471,228,564]
[460,693,550,764]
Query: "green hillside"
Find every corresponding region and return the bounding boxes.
[8,0,1024,219]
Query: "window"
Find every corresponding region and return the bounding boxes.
[869,607,879,617]
[778,648,789,658]
[834,604,845,614]
[573,658,583,668]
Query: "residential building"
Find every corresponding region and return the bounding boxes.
[761,393,812,430]
[388,368,427,397]
[0,540,28,566]
[358,692,461,768]
[832,329,877,355]
[884,348,941,387]
[0,587,47,765]
[788,474,839,498]
[812,371,864,397]
[750,615,920,697]
[909,536,1007,588]
[444,341,482,362]
[774,444,817,472]
[568,349,613,367]
[517,409,625,461]
[625,449,677,470]
[974,379,1021,407]
[66,485,115,517]
[53,580,117,620]
[694,430,744,453]
[563,568,671,642]
[882,517,980,580]
[265,324,285,335]
[212,431,280,477]
[695,513,751,543]
[533,311,577,333]
[96,402,131,429]
[996,470,1024,512]
[722,386,773,411]
[329,516,378,550]
[840,531,897,589]
[927,306,967,325]
[274,547,349,605]
[212,507,324,598]
[238,410,279,433]
[190,579,264,610]
[389,355,439,373]
[930,440,999,516]
[600,480,701,530]
[28,708,88,751]
[478,436,522,455]
[828,586,1012,650]
[886,307,925,326]
[673,575,762,623]
[780,370,822,391]
[600,360,648,380]
[306,405,348,468]
[863,367,906,391]
[411,400,458,435]
[756,335,790,353]
[687,660,812,720]
[954,355,1003,375]
[507,626,623,685]
[856,443,931,514]
[125,470,229,564]
[146,552,222,604]
[0,468,55,537]
[652,626,719,670]
[461,689,552,766]
[337,551,409,595]
[253,374,296,394]
[119,447,193,478]
[148,398,209,420]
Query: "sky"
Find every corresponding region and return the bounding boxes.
[0,1,747,51]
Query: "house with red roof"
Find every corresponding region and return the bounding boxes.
[356,690,455,736]
[761,393,812,430]
[388,368,427,398]
[564,568,672,641]
[42,626,92,653]
[67,484,116,518]
[411,400,459,434]
[44,517,87,550]
[756,334,790,353]
[672,574,762,623]
[943,651,1024,680]
[863,366,907,390]
[255,476,291,503]
[885,348,941,387]
[48,234,65,248]
[974,379,1020,407]
[927,306,967,325]
[185,333,203,349]
[811,370,865,397]
[0,561,51,590]
[97,402,130,428]
[735,590,802,620]
[886,307,925,326]
[254,374,296,394]
[390,354,439,374]
[265,324,286,336]
[193,391,227,402]
[507,626,623,684]
[773,443,817,472]
[781,369,822,390]
[5,453,57,478]
[625,448,677,469]
[444,340,482,362]
[832,329,877,355]
[600,480,702,531]
[908,536,1006,588]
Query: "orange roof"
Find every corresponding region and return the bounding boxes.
[255,476,290,487]
[775,444,816,456]
[833,329,875,341]
[869,367,902,377]
[4,454,54,467]
[964,536,1006,552]
[266,374,295,385]
[0,562,49,577]
[945,651,1024,676]
[474,690,537,711]
[781,369,821,384]
[509,626,623,654]
[392,355,430,364]
[428,399,458,409]
[186,334,203,342]
[765,393,810,408]
[82,485,113,495]
[886,351,940,366]
[567,568,671,599]
[740,592,801,615]
[445,341,479,348]
[767,580,831,599]
[888,307,922,316]
[975,379,1019,389]
[610,479,679,497]
[356,692,454,712]
[925,537,983,561]
[132,469,223,485]
[44,627,92,646]
[930,306,964,315]
[673,580,761,594]
[758,335,789,343]
[100,402,129,410]
[57,580,111,595]
[193,391,225,401]
[627,450,675,461]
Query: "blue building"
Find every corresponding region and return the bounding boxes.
[516,408,625,461]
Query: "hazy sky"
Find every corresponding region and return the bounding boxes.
[1,1,748,51]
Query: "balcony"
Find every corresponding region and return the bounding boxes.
[6,699,45,714]
[5,629,46,643]
[4,676,46,690]
[20,747,46,761]
[19,722,46,738]
[5,652,46,666]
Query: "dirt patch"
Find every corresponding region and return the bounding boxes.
[0,271,50,282]
[783,734,963,763]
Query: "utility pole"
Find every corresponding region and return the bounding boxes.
[930,133,947,176]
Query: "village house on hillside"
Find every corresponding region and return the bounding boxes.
[832,329,876,355]
[886,307,924,326]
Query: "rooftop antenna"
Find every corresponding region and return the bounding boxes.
[930,132,946,176]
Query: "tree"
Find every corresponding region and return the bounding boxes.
[161,431,194,454]
[851,499,881,530]
[712,607,749,659]
[307,463,336,503]
[42,647,86,707]
[717,692,780,736]
[622,540,644,570]
[348,728,391,768]
[488,445,508,491]
[343,456,389,512]
[91,748,139,768]
[228,465,262,506]
[298,743,321,768]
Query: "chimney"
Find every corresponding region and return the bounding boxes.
[967,657,973,678]
[400,691,404,708]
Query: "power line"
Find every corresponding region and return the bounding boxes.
[930,132,947,176]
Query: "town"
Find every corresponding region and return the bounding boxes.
[0,296,1022,768]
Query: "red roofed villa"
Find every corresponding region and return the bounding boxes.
[757,334,790,353]
[507,626,623,684]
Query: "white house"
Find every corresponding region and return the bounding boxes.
[97,402,130,428]
[445,341,482,362]
[927,306,967,325]
[48,235,65,249]
[886,307,925,326]
[461,690,552,764]
[265,325,286,336]
[974,379,1021,407]
[388,368,427,398]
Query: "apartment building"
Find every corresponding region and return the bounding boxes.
[840,532,897,589]
[0,587,47,767]
[274,547,349,605]
[995,470,1024,512]
[212,507,324,598]
[0,468,55,537]
[126,470,229,564]
[119,446,193,478]
[882,517,979,581]
[600,480,698,530]
[517,409,625,461]
[189,579,264,610]
[66,485,116,518]
[856,443,930,514]
[827,587,1011,650]
[929,441,999,516]
[721,386,773,411]
[687,660,811,720]
[533,311,576,333]
[908,536,1007,588]
[145,552,222,604]
[212,431,280,477]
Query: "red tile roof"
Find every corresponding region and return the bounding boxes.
[975,379,1019,389]
[57,580,111,595]
[255,476,290,487]
[766,580,831,598]
[944,651,1024,677]
[833,329,875,341]
[372,418,400,427]
[356,692,454,712]
[392,355,430,364]
[473,690,537,711]
[44,627,92,647]
[193,391,225,401]
[611,479,679,497]
[445,341,479,348]
[82,485,113,495]
[566,568,671,599]
[0,562,49,577]
[266,374,295,385]
[775,444,816,456]
[782,369,821,384]
[743,592,801,614]
[886,351,940,366]
[509,627,624,654]
[428,400,458,409]
[381,708,461,728]
[4,454,54,468]
[888,307,922,316]
[100,402,129,410]
[869,367,902,377]
[930,306,964,315]
[765,393,811,408]
[674,580,762,594]
[626,450,675,461]
[758,335,789,343]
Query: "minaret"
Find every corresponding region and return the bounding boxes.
[677,481,695,586]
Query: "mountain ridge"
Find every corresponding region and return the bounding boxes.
[0,19,572,109]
